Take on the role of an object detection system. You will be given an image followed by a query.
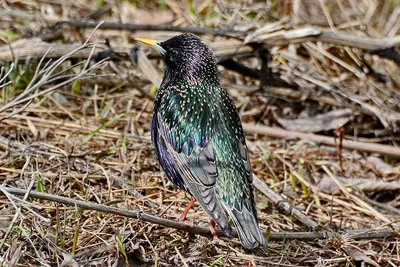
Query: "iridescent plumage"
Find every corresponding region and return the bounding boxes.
[141,33,266,248]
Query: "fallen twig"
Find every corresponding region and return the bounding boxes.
[252,174,319,230]
[55,19,247,36]
[1,186,399,242]
[246,26,400,50]
[0,38,252,61]
[0,38,105,61]
[243,124,400,158]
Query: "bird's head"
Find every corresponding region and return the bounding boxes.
[135,33,218,81]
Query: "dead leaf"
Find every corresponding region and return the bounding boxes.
[53,92,68,104]
[26,118,38,138]
[277,109,353,133]
[342,246,380,267]
[60,252,79,267]
[5,240,24,266]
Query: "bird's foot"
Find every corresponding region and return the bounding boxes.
[177,212,194,227]
[177,213,188,222]
[209,219,219,240]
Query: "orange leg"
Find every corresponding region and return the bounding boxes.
[209,219,219,239]
[178,198,196,222]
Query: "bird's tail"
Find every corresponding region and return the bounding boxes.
[188,183,232,238]
[229,206,267,249]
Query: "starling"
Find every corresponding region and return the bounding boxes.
[135,33,267,249]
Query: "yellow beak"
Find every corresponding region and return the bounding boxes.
[135,37,166,54]
[134,38,156,47]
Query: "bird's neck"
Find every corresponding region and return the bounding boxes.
[165,55,219,80]
[159,74,220,99]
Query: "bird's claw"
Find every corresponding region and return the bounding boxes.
[209,219,219,239]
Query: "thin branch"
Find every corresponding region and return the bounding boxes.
[0,59,107,122]
[0,185,220,237]
[0,62,14,84]
[55,19,247,36]
[242,124,400,158]
[0,22,108,122]
[1,186,399,242]
[0,177,36,251]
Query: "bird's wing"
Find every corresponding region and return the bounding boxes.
[155,113,218,187]
[154,113,232,236]
[238,136,252,182]
[211,90,267,248]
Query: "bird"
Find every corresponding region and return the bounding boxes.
[135,33,267,249]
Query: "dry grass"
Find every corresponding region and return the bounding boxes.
[1,0,400,266]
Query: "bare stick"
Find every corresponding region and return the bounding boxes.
[1,186,215,237]
[252,174,319,230]
[0,62,14,85]
[0,38,252,62]
[1,186,398,242]
[242,124,400,158]
[56,19,246,36]
[246,26,400,50]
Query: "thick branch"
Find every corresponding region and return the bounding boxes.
[246,27,400,50]
[0,38,105,61]
[0,38,252,61]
